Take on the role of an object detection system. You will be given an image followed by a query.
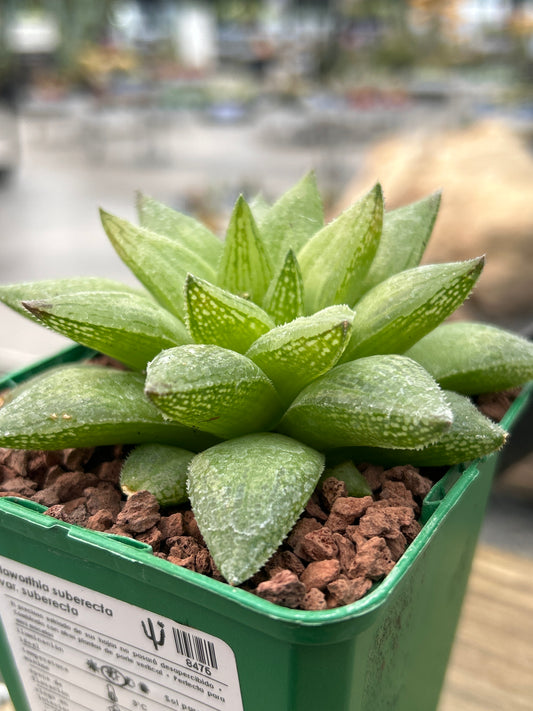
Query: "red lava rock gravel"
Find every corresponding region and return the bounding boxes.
[0,441,436,610]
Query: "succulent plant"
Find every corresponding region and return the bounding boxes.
[1,173,533,586]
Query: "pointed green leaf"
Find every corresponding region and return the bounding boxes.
[188,433,325,584]
[22,291,190,371]
[217,195,273,304]
[0,365,217,451]
[262,249,305,325]
[257,171,324,269]
[0,277,143,322]
[100,210,218,320]
[136,192,223,269]
[246,305,354,404]
[357,191,442,298]
[145,345,283,439]
[405,321,533,394]
[341,257,485,362]
[279,355,453,451]
[333,390,507,466]
[297,183,384,313]
[120,444,194,506]
[185,274,275,353]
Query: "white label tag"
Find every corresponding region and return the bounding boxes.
[0,555,243,711]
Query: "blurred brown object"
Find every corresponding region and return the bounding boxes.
[334,121,533,323]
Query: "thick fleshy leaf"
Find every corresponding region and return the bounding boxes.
[22,291,190,370]
[246,305,354,404]
[332,390,507,466]
[319,460,372,497]
[279,355,453,451]
[257,171,324,269]
[340,257,485,362]
[145,345,283,438]
[0,365,217,451]
[188,433,325,584]
[356,191,442,298]
[405,321,533,394]
[185,274,275,353]
[217,195,273,304]
[262,249,305,325]
[297,183,383,313]
[0,277,143,322]
[136,192,223,269]
[100,210,217,320]
[120,443,194,506]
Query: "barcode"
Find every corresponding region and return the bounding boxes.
[173,627,218,669]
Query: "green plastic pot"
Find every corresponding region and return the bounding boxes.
[0,346,530,711]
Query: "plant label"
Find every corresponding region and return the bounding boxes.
[0,555,243,711]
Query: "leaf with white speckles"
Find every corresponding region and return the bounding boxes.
[257,171,324,270]
[120,443,194,505]
[0,277,144,322]
[188,433,325,585]
[262,249,304,325]
[145,345,283,438]
[136,192,223,270]
[100,209,217,320]
[356,190,442,298]
[297,183,383,313]
[0,365,216,451]
[185,274,275,354]
[405,321,533,394]
[340,257,485,362]
[332,390,507,466]
[278,355,453,451]
[246,305,354,405]
[22,290,190,370]
[217,195,273,304]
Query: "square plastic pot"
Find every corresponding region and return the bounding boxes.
[0,345,531,711]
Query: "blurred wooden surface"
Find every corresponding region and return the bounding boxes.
[438,545,533,711]
[1,545,532,711]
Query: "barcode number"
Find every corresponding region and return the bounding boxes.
[173,627,218,670]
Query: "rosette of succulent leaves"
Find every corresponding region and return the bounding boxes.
[1,174,533,586]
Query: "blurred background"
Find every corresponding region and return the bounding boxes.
[1,1,533,361]
[0,1,532,708]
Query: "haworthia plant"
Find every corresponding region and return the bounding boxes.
[217,195,273,304]
[262,249,304,325]
[188,433,325,585]
[297,183,383,312]
[340,258,485,361]
[185,274,274,353]
[136,192,223,270]
[120,443,194,506]
[1,176,532,586]
[332,390,507,467]
[246,305,354,404]
[255,171,324,270]
[100,210,216,320]
[0,365,217,451]
[0,277,145,322]
[319,460,372,498]
[405,321,533,394]
[145,345,283,438]
[22,290,190,371]
[356,191,442,297]
[278,355,453,450]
